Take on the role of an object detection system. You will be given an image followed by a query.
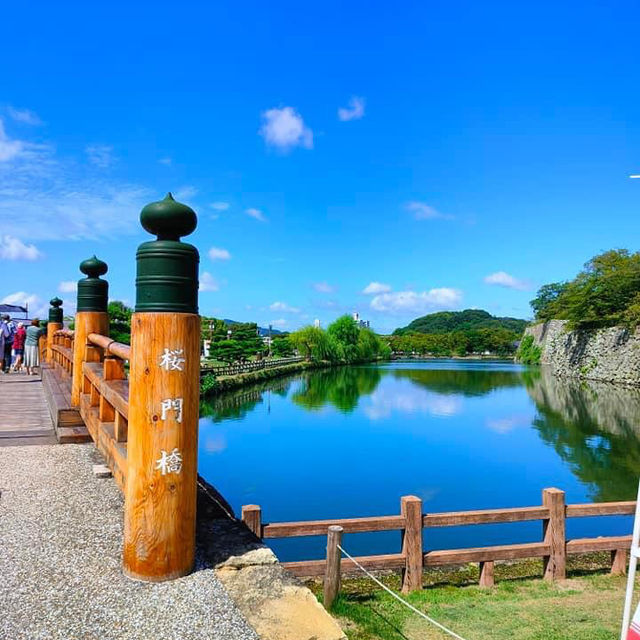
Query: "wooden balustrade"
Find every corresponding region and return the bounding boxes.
[243,490,636,599]
[201,355,304,377]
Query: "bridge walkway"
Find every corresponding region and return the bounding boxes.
[0,371,56,446]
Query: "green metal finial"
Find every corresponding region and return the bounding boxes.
[135,194,200,313]
[80,255,108,278]
[49,297,63,323]
[77,256,109,312]
[140,193,198,241]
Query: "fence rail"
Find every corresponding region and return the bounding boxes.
[201,356,304,377]
[243,491,635,591]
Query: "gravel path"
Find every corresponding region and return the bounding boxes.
[0,444,260,640]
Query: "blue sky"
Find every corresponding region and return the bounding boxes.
[1,1,639,333]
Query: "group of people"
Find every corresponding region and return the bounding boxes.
[0,315,44,375]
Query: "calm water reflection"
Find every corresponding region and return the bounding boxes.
[199,360,640,561]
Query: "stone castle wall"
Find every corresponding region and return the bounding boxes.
[524,319,640,386]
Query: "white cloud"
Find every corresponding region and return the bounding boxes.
[245,207,266,222]
[0,119,25,162]
[158,157,172,165]
[270,318,287,328]
[313,281,336,294]
[208,246,231,261]
[58,281,78,293]
[364,384,462,420]
[7,106,42,126]
[270,301,300,313]
[338,96,365,122]
[362,281,391,295]
[199,272,219,292]
[259,106,313,151]
[370,288,462,314]
[406,201,451,220]
[85,145,115,168]
[0,235,42,260]
[1,292,48,319]
[483,271,530,291]
[210,201,230,211]
[173,185,198,201]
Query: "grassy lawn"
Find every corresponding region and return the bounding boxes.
[307,557,636,640]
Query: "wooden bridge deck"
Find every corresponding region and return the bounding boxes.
[0,372,57,446]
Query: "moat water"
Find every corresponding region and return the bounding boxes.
[199,360,640,562]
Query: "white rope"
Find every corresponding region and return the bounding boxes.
[337,543,470,640]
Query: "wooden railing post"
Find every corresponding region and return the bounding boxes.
[324,525,343,609]
[46,297,63,362]
[401,495,423,592]
[612,549,627,575]
[542,488,566,581]
[72,256,110,407]
[242,505,262,538]
[123,193,201,582]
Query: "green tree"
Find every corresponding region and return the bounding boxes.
[108,301,132,344]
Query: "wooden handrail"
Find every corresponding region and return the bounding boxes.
[54,328,75,338]
[87,333,131,361]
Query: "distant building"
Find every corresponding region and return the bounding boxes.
[352,311,370,329]
[314,318,321,328]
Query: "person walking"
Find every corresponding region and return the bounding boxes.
[1,314,16,372]
[0,316,10,374]
[24,318,43,376]
[11,322,26,372]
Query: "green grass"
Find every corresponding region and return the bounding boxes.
[307,557,634,640]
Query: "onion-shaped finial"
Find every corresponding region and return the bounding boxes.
[80,255,108,278]
[140,192,197,241]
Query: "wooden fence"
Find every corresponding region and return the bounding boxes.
[243,490,634,593]
[201,356,304,377]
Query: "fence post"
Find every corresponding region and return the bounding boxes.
[401,495,423,592]
[72,256,110,407]
[542,488,566,581]
[324,525,343,609]
[123,193,201,582]
[612,549,627,576]
[479,561,495,587]
[46,297,63,362]
[241,505,262,538]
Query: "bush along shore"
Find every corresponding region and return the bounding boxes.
[200,314,391,397]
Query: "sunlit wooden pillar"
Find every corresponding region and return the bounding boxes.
[46,297,63,362]
[71,256,110,406]
[123,193,201,582]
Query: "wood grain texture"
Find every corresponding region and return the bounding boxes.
[47,322,62,362]
[400,495,423,593]
[123,312,200,582]
[424,506,549,527]
[542,488,566,581]
[611,549,627,575]
[566,535,631,553]
[284,553,406,577]
[72,312,109,406]
[262,515,405,538]
[479,561,495,587]
[323,526,343,609]
[241,505,262,538]
[424,542,550,565]
[566,502,636,517]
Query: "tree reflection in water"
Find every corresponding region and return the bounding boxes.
[524,367,640,501]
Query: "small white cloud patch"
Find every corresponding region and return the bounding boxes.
[7,106,42,126]
[85,145,115,168]
[370,288,462,314]
[0,119,25,162]
[338,96,365,121]
[259,106,313,151]
[1,292,49,318]
[245,208,266,222]
[313,281,335,294]
[58,281,78,293]
[210,201,230,211]
[406,201,451,220]
[208,247,231,261]
[199,272,219,292]
[484,271,530,291]
[362,281,391,295]
[0,235,42,260]
[270,301,300,313]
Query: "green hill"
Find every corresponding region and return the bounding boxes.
[393,309,528,336]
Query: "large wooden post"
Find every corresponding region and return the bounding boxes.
[123,193,201,582]
[72,256,109,406]
[324,525,343,609]
[46,297,63,362]
[400,495,423,592]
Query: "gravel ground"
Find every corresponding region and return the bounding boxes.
[0,444,260,640]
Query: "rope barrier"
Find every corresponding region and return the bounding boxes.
[337,543,470,640]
